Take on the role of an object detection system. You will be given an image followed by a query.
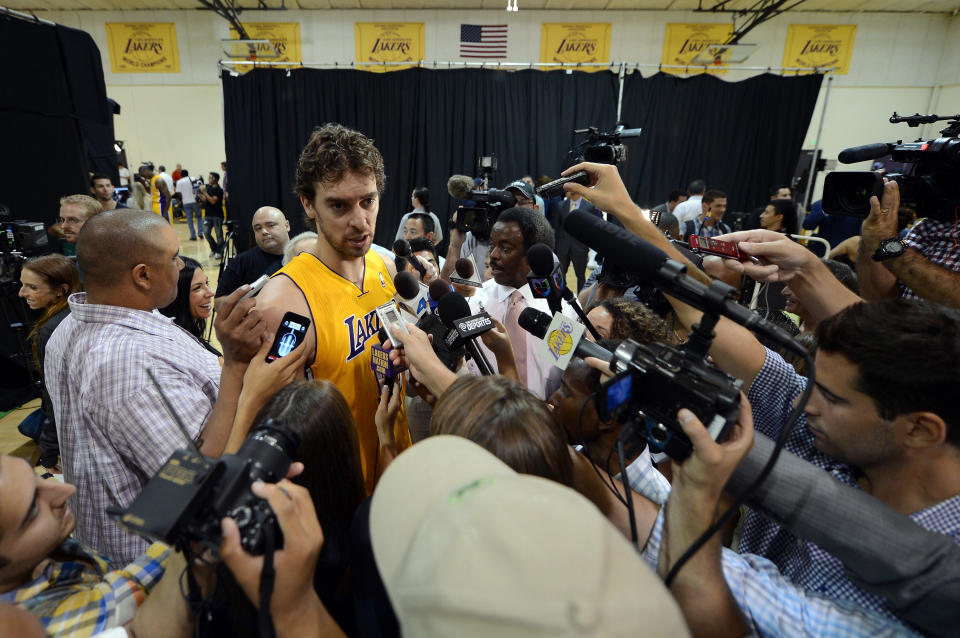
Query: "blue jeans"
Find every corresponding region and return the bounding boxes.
[204,217,224,255]
[183,202,200,238]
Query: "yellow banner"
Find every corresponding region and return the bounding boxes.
[661,23,734,74]
[783,24,857,75]
[228,22,302,66]
[540,23,611,71]
[105,23,180,73]
[355,22,424,73]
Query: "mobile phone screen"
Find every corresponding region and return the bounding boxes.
[266,312,310,362]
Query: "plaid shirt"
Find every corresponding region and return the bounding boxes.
[739,347,960,621]
[0,539,170,637]
[45,294,221,564]
[901,218,960,300]
[640,511,921,637]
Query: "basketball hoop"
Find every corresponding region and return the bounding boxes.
[691,43,757,66]
[220,39,280,60]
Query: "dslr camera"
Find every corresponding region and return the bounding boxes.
[109,420,299,555]
[568,124,642,167]
[824,112,960,220]
[596,340,742,461]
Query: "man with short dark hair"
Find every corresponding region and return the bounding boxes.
[256,123,410,491]
[44,209,264,563]
[402,212,436,242]
[89,174,125,211]
[199,172,225,259]
[407,236,443,279]
[216,206,290,297]
[468,207,569,399]
[671,179,707,226]
[650,189,686,239]
[682,189,730,238]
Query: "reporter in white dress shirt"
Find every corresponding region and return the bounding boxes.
[467,207,575,399]
[671,178,707,226]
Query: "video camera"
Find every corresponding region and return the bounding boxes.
[108,419,299,555]
[568,124,642,167]
[824,112,960,220]
[447,169,517,240]
[596,340,742,461]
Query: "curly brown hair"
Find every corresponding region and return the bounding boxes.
[590,296,673,344]
[294,123,386,203]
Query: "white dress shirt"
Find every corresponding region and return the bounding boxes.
[467,279,576,399]
[671,195,703,225]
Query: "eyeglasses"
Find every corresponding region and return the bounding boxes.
[58,216,84,225]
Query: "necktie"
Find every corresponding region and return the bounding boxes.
[505,289,528,383]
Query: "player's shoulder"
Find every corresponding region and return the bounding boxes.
[258,271,308,313]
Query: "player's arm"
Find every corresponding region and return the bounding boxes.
[253,276,317,365]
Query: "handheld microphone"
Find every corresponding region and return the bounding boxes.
[427,278,450,311]
[447,174,477,200]
[837,143,894,164]
[518,307,613,366]
[436,292,495,375]
[393,239,426,279]
[526,243,602,340]
[563,210,799,350]
[451,255,483,287]
[393,271,429,317]
[526,244,566,316]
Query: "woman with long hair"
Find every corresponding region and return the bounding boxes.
[158,256,219,356]
[201,379,367,636]
[18,254,81,469]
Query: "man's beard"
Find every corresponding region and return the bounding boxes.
[318,220,369,258]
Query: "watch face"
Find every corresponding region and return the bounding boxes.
[885,240,906,256]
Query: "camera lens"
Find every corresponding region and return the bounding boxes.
[237,420,301,484]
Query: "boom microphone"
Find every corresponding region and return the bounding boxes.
[447,174,477,200]
[517,307,613,364]
[563,211,799,349]
[838,143,894,164]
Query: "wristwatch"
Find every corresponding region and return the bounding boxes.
[872,237,908,261]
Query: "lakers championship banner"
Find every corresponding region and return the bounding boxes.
[540,23,611,71]
[661,23,734,74]
[355,23,424,72]
[105,23,180,73]
[783,24,857,75]
[229,22,302,65]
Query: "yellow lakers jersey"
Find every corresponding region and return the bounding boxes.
[149,175,162,216]
[275,249,410,492]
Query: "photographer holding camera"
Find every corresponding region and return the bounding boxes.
[560,160,960,635]
[199,172,225,259]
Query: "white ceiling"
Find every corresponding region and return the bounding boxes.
[4,0,960,12]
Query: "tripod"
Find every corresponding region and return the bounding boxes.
[206,225,238,343]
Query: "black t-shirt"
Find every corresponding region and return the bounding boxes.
[202,184,224,218]
[215,245,283,297]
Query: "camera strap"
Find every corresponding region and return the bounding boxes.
[257,524,278,638]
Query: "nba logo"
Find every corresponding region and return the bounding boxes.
[379,272,386,287]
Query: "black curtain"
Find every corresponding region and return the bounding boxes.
[619,72,823,211]
[222,67,620,250]
[0,15,118,227]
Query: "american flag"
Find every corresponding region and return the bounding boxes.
[460,24,508,59]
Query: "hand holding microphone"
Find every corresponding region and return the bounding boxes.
[560,161,637,216]
[383,321,458,399]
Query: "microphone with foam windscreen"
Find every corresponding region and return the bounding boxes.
[837,143,894,164]
[394,271,429,317]
[563,210,800,350]
[526,243,601,340]
[393,239,426,279]
[428,279,451,311]
[518,307,613,366]
[435,292,495,375]
[447,174,477,200]
[450,256,482,287]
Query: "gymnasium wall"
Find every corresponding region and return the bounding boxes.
[35,8,960,202]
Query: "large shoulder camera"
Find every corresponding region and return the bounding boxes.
[455,188,517,239]
[823,112,960,220]
[568,124,642,167]
[108,420,299,555]
[596,340,742,461]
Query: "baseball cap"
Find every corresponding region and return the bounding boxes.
[369,436,689,637]
[505,179,536,202]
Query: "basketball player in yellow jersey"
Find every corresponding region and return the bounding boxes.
[139,164,170,220]
[257,124,410,492]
